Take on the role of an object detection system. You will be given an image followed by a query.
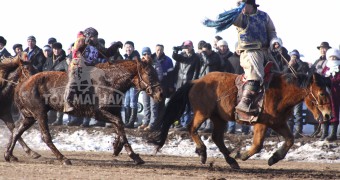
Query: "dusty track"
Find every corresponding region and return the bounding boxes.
[0,125,339,179]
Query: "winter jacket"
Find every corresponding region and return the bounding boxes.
[124,50,140,61]
[322,64,340,123]
[198,51,221,77]
[24,46,46,72]
[283,59,309,75]
[311,56,327,75]
[271,46,290,72]
[172,50,200,89]
[227,52,244,75]
[218,51,233,72]
[43,53,68,72]
[152,53,175,98]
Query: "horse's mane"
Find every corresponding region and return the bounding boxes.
[282,72,327,88]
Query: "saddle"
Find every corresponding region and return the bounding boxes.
[234,62,274,124]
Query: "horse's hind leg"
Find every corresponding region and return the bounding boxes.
[100,110,144,165]
[1,114,41,159]
[238,123,267,161]
[4,116,36,162]
[36,113,72,165]
[210,117,240,169]
[188,111,208,164]
[267,122,294,166]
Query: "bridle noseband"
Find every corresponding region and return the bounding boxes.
[136,62,160,95]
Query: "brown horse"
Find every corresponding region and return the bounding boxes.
[0,53,41,159]
[5,59,163,165]
[151,72,332,169]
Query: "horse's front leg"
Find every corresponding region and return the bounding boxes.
[238,123,267,161]
[100,110,144,165]
[1,114,41,159]
[4,117,36,162]
[37,114,71,165]
[268,122,294,166]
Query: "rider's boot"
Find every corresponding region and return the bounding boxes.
[235,80,260,113]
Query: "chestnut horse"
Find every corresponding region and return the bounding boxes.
[151,72,332,169]
[0,53,41,159]
[5,59,163,165]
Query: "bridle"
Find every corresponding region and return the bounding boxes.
[135,62,160,95]
[304,85,331,122]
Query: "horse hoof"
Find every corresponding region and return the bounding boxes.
[268,156,279,166]
[200,154,207,164]
[231,151,241,159]
[130,153,145,165]
[30,152,41,159]
[226,157,240,169]
[4,152,18,162]
[240,152,249,161]
[63,159,72,165]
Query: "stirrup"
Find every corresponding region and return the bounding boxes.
[235,103,258,114]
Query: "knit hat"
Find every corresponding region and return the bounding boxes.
[52,42,62,49]
[0,36,7,46]
[141,47,151,55]
[326,48,340,60]
[48,37,57,45]
[125,41,134,48]
[27,36,36,41]
[43,45,51,52]
[12,44,22,51]
[217,40,228,47]
[289,49,300,59]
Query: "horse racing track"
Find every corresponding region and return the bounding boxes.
[0,125,339,179]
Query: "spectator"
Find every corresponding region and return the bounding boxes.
[24,36,46,72]
[321,48,340,141]
[48,37,57,48]
[212,35,223,52]
[172,40,200,130]
[311,42,332,75]
[0,36,12,61]
[284,49,309,138]
[123,41,140,128]
[12,44,23,56]
[42,45,52,59]
[216,40,233,72]
[139,47,163,131]
[270,37,290,72]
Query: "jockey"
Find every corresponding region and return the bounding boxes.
[64,27,123,112]
[233,0,277,114]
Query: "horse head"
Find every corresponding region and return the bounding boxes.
[304,73,332,123]
[132,59,163,102]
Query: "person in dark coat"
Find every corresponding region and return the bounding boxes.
[216,40,234,72]
[198,42,222,77]
[172,40,200,130]
[311,42,332,75]
[24,36,46,72]
[0,36,12,61]
[270,37,290,72]
[283,49,310,138]
[42,42,68,126]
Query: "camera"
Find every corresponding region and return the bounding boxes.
[173,46,182,52]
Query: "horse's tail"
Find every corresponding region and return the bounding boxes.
[150,82,194,151]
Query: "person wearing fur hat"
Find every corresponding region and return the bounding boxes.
[12,44,23,57]
[320,48,340,141]
[0,36,12,61]
[270,37,290,72]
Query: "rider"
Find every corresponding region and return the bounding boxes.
[233,0,277,114]
[63,27,123,112]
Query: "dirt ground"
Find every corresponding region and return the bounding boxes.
[0,125,339,179]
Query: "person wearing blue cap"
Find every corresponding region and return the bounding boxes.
[138,47,163,131]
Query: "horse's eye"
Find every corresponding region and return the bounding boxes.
[319,93,325,97]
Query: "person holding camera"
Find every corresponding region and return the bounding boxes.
[172,40,200,130]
